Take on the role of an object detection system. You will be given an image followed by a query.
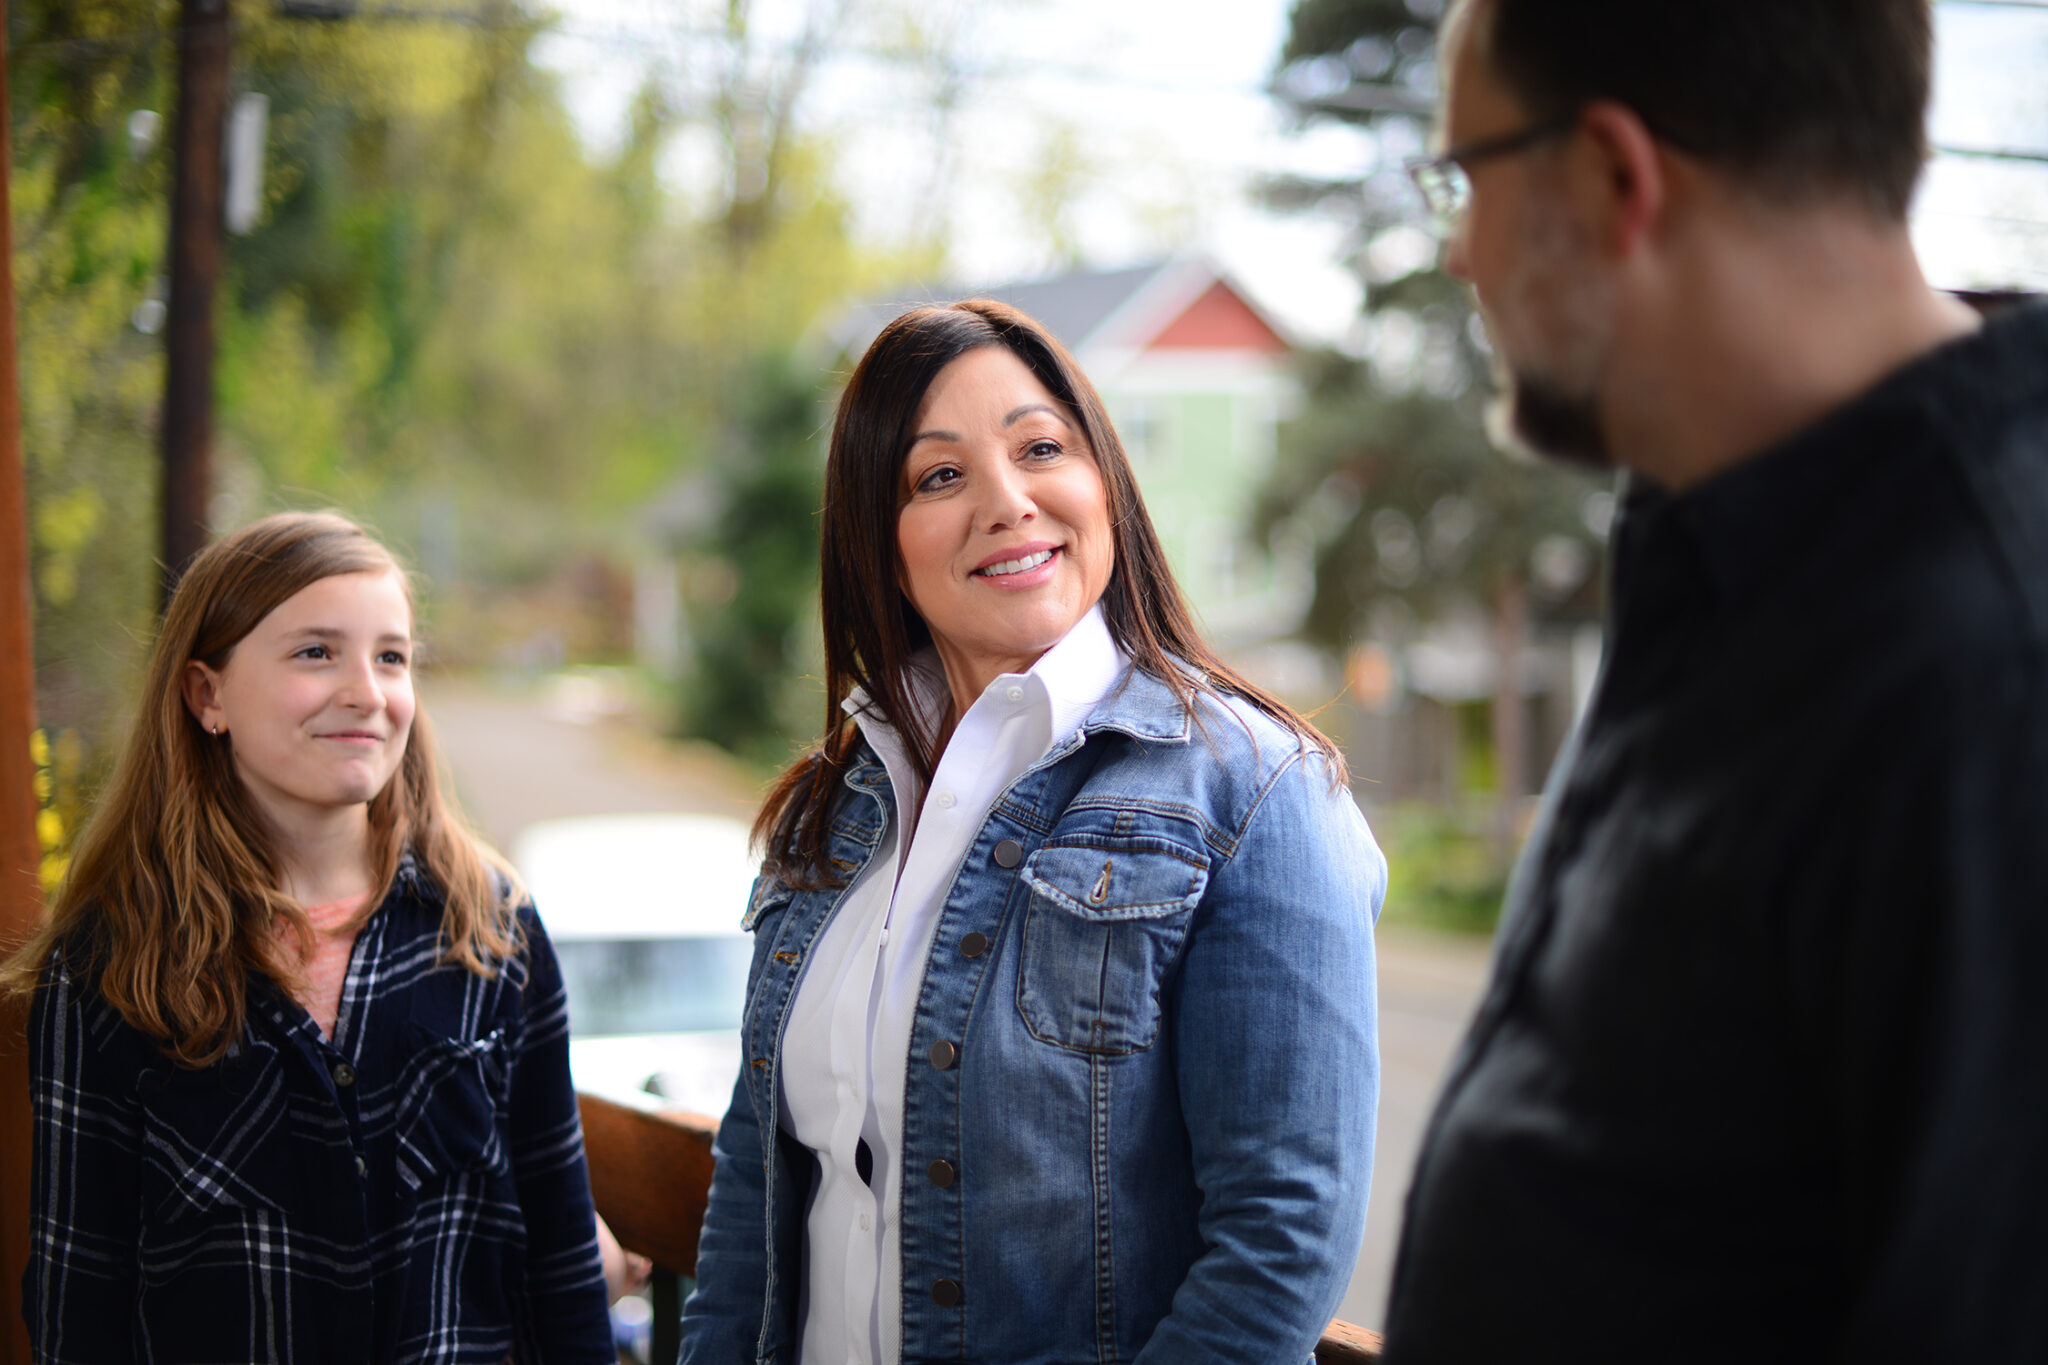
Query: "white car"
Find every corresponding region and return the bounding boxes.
[514,812,760,1117]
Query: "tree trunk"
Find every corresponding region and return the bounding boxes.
[1489,573,1528,861]
[160,0,231,604]
[0,11,41,1357]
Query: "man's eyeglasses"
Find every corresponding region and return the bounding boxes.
[1405,112,1579,229]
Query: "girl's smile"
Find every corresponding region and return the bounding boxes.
[184,570,416,835]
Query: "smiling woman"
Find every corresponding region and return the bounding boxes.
[680,301,1387,1365]
[895,345,1116,711]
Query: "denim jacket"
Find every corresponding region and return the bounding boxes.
[680,666,1384,1365]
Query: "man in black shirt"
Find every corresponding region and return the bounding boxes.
[1386,2,2048,1360]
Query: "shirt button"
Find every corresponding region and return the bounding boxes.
[959,931,989,959]
[1004,686,1023,702]
[992,839,1023,868]
[859,1212,872,1231]
[331,1062,356,1088]
[936,792,956,810]
[927,1159,956,1189]
[929,1039,957,1070]
[354,1155,367,1177]
[931,1278,963,1308]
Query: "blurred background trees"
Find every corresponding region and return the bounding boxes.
[10,0,936,839]
[1266,0,1610,883]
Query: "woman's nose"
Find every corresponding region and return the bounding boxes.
[977,459,1036,531]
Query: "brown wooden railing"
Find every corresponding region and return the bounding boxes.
[578,1092,1385,1364]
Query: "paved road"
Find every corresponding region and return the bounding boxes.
[424,674,1493,1334]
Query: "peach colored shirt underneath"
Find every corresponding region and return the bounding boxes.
[292,894,369,1040]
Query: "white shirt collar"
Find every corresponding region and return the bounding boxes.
[843,604,1126,760]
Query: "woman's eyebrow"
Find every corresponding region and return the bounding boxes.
[1003,403,1068,428]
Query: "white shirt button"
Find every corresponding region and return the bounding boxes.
[859,1212,872,1231]
[935,792,956,810]
[1005,685,1023,702]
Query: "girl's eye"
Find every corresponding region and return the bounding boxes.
[378,650,410,668]
[295,644,331,661]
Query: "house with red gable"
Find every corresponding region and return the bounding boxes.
[830,257,1317,661]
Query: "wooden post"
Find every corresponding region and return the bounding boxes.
[0,7,44,1360]
[160,0,233,604]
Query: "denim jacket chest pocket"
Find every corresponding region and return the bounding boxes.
[1016,835,1210,1054]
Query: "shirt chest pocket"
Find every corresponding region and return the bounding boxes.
[394,1024,513,1189]
[138,1047,296,1224]
[1016,840,1209,1054]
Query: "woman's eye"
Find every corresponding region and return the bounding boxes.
[914,465,961,494]
[1025,439,1064,461]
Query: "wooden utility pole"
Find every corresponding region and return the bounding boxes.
[160,0,233,605]
[0,7,44,1360]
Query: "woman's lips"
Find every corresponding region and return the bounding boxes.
[972,546,1060,587]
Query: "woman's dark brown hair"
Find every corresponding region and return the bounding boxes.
[755,299,1344,884]
[0,511,519,1067]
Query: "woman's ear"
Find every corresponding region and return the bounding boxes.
[182,660,225,735]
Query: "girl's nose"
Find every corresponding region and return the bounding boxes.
[335,657,385,711]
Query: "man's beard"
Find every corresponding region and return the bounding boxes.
[1478,199,1616,471]
[1484,354,1613,470]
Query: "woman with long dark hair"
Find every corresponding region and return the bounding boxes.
[681,301,1383,1363]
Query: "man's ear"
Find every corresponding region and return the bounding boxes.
[1577,99,1665,257]
[183,660,225,734]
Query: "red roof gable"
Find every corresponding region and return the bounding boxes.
[1145,280,1289,353]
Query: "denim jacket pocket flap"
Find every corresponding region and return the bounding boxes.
[140,1045,294,1222]
[395,1024,511,1189]
[742,870,796,932]
[1018,842,1207,1054]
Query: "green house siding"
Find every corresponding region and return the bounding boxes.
[1110,387,1278,633]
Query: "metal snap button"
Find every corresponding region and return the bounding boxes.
[931,1278,962,1307]
[929,1039,957,1070]
[927,1159,956,1189]
[992,839,1023,868]
[959,931,989,959]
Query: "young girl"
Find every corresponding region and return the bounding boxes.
[4,512,614,1362]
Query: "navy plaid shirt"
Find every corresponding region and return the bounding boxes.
[24,856,614,1363]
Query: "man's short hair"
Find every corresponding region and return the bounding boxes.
[1470,0,1932,220]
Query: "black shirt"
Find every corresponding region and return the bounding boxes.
[1384,303,2048,1363]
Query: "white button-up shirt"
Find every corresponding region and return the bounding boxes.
[779,607,1125,1365]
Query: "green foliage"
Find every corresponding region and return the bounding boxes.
[1376,798,1508,935]
[672,355,828,767]
[15,0,929,784]
[1261,346,1605,650]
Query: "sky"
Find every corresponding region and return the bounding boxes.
[530,0,2048,342]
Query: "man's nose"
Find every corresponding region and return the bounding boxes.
[1442,220,1474,283]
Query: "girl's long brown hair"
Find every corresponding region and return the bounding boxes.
[755,299,1345,886]
[0,512,518,1068]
